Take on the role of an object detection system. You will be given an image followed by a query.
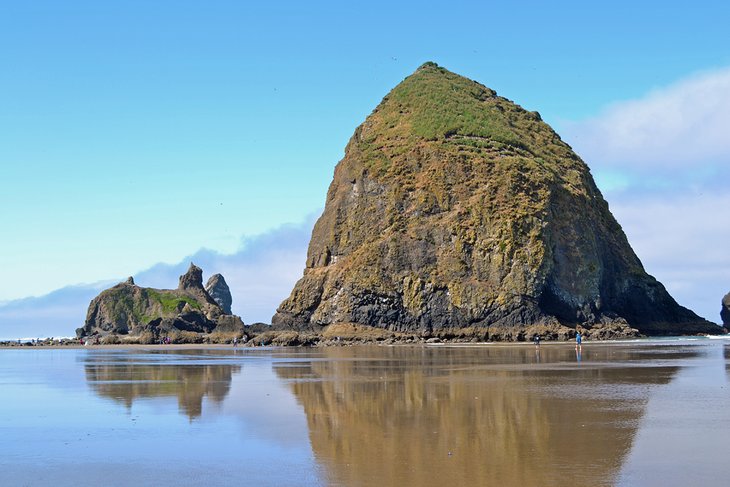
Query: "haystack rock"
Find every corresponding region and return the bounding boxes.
[722,292,730,326]
[78,263,243,337]
[272,62,718,338]
[205,274,232,314]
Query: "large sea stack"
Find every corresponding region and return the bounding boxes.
[722,292,730,326]
[273,62,718,338]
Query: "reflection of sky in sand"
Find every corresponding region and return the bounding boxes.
[0,349,323,487]
[617,342,730,486]
[85,350,322,484]
[220,359,313,447]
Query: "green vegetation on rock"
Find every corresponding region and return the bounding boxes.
[145,289,201,313]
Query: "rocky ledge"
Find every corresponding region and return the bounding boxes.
[77,263,244,341]
[238,319,642,347]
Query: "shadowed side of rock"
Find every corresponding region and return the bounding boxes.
[205,274,232,314]
[722,292,730,326]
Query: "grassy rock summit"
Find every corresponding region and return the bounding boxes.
[78,264,244,340]
[273,62,718,339]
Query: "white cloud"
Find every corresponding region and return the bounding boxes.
[134,216,315,324]
[609,188,729,324]
[565,66,730,174]
[0,283,110,340]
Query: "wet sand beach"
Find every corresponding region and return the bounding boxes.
[1,339,729,486]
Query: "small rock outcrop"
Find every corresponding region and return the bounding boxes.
[77,264,243,338]
[273,62,719,337]
[179,263,203,290]
[205,274,232,314]
[722,293,730,326]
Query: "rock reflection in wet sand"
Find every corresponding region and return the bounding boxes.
[4,342,726,487]
[275,345,683,487]
[84,351,240,419]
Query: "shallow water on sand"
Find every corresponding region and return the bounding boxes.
[1,339,729,486]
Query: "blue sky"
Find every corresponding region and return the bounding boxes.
[1,1,729,333]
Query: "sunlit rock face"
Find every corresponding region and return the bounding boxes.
[273,63,716,336]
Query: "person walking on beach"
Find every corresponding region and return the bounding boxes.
[575,330,582,349]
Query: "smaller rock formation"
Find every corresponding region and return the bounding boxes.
[722,292,730,326]
[205,274,232,314]
[77,263,243,338]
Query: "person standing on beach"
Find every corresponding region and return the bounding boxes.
[575,331,582,349]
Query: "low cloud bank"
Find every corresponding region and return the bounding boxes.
[0,283,112,340]
[133,217,314,324]
[0,217,315,340]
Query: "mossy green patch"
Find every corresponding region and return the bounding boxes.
[100,287,203,329]
[355,62,585,183]
[145,289,201,313]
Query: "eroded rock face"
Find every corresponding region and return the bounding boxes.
[78,264,243,337]
[722,293,730,326]
[179,263,205,291]
[205,274,232,314]
[272,62,718,337]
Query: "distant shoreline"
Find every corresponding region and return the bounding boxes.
[0,342,237,350]
[2,320,723,349]
[1,335,724,350]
